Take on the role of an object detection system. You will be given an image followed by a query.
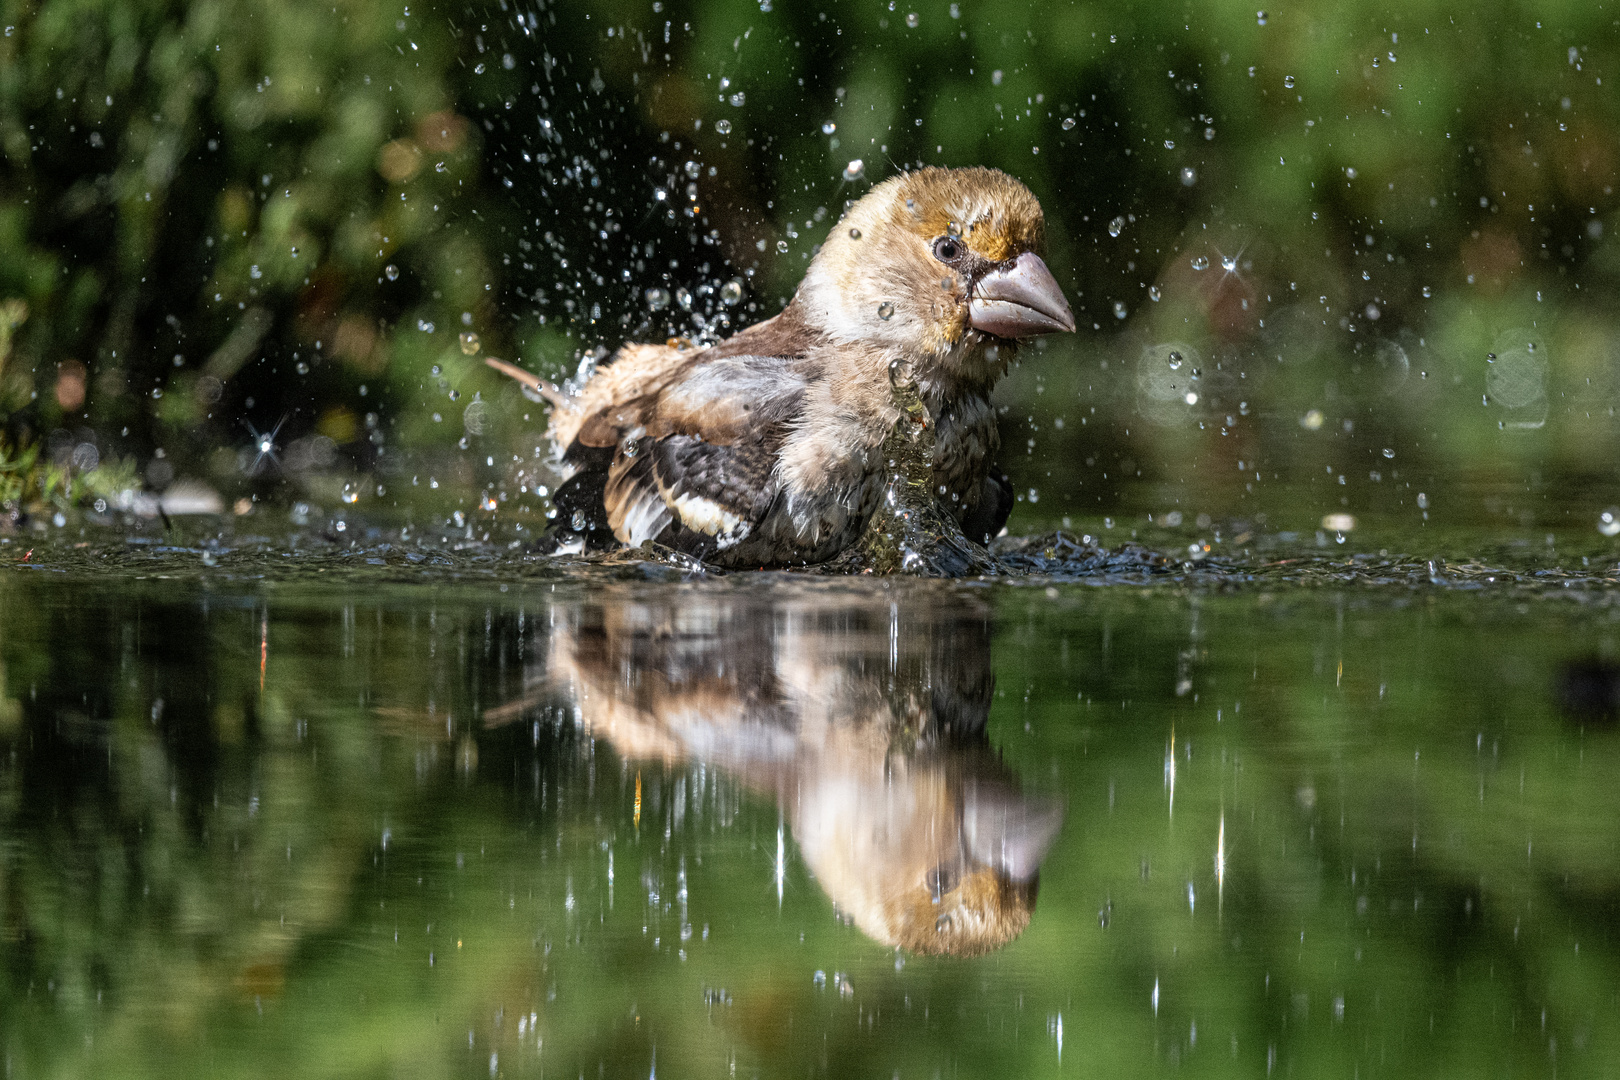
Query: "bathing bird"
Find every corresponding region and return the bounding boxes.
[491,166,1074,567]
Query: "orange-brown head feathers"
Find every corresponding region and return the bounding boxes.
[884,167,1047,263]
[797,167,1072,367]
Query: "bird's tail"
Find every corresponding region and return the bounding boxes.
[485,356,567,408]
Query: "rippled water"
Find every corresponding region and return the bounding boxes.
[2,536,1619,1077]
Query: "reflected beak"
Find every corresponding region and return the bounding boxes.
[962,784,1067,882]
[969,252,1077,339]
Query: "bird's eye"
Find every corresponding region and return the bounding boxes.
[932,236,962,263]
[926,864,959,902]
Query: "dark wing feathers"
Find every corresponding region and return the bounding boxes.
[541,308,827,554]
[653,430,786,520]
[563,353,806,556]
[957,469,1013,546]
[602,433,787,560]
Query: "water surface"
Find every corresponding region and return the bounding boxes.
[2,547,1618,1078]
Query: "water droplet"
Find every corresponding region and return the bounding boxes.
[1164,139,1175,150]
[1204,126,1215,140]
[843,159,865,181]
[645,287,670,311]
[296,361,309,375]
[384,264,399,280]
[570,509,587,531]
[848,227,862,240]
[720,279,744,305]
[684,160,701,178]
[1345,166,1358,179]
[1221,254,1238,272]
[1599,509,1620,537]
[1191,255,1209,270]
[715,119,732,135]
[1283,74,1296,88]
[1421,285,1432,297]
[1113,300,1128,319]
[822,121,836,134]
[459,331,481,355]
[728,91,745,106]
[1168,352,1183,370]
[1382,448,1395,459]
[675,287,692,310]
[877,301,896,320]
[1256,9,1268,24]
[249,264,262,280]
[775,239,789,254]
[905,11,918,26]
[1301,409,1324,430]
[1184,391,1198,405]
[1149,285,1162,301]
[1108,216,1125,237]
[1062,117,1076,130]
[1180,166,1197,186]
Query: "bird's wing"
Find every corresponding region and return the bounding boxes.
[602,355,808,555]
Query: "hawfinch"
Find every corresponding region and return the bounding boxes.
[492,166,1074,567]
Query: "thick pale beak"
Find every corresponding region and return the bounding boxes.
[969,252,1077,338]
[962,783,1066,882]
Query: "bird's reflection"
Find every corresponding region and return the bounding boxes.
[526,586,1063,957]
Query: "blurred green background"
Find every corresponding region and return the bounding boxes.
[1,0,1618,544]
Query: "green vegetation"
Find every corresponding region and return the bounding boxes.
[1,0,1617,536]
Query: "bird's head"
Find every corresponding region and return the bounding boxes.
[798,166,1075,379]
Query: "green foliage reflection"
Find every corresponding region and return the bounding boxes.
[1,577,1617,1076]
